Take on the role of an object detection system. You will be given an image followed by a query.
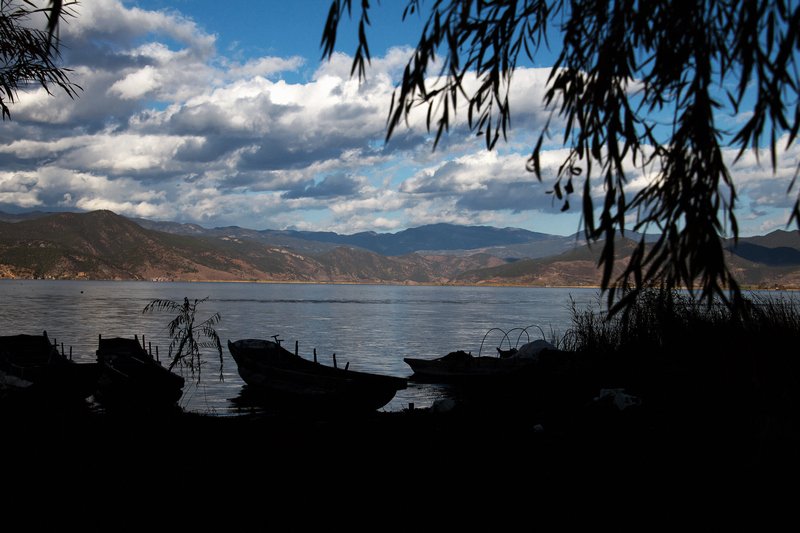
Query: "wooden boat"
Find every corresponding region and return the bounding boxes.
[95,335,185,409]
[228,338,407,412]
[404,340,568,382]
[0,331,99,402]
[404,350,535,381]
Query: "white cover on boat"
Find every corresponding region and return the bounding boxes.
[0,369,34,389]
[595,388,642,411]
[512,339,556,360]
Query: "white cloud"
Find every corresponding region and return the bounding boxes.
[0,0,796,240]
[66,0,215,53]
[108,65,162,99]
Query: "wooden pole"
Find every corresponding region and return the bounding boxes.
[333,353,337,368]
[313,348,317,363]
[295,340,298,357]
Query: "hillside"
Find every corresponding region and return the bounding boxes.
[0,211,510,283]
[0,209,798,288]
[131,218,350,256]
[260,223,556,256]
[452,238,638,286]
[314,247,507,283]
[453,235,800,289]
[0,211,325,282]
[132,217,574,259]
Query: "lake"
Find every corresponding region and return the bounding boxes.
[0,280,604,413]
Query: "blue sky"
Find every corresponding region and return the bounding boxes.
[0,0,796,239]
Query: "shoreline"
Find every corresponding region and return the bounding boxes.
[2,277,797,292]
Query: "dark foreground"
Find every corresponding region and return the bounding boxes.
[2,354,797,527]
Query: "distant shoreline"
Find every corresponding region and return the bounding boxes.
[2,277,797,292]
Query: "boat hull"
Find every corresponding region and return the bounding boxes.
[228,338,407,413]
[404,342,572,383]
[403,347,541,382]
[95,336,185,409]
[0,332,99,403]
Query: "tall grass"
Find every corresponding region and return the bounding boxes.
[557,289,800,472]
[560,289,800,360]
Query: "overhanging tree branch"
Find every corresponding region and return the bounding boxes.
[321,0,800,311]
[0,0,81,120]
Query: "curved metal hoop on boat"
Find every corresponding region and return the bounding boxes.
[478,324,547,357]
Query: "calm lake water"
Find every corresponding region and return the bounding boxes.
[0,280,603,413]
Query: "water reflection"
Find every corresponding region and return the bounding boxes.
[0,280,601,413]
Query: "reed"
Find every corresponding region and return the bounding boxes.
[558,289,800,473]
[561,289,800,360]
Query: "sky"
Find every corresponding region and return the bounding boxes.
[0,0,798,238]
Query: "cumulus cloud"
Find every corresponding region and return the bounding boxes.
[108,65,163,99]
[0,0,796,238]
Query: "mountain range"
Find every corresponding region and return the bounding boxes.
[1,210,799,289]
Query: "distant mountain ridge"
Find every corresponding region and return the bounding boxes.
[132,216,660,260]
[127,215,800,266]
[132,218,570,258]
[0,211,59,222]
[262,223,557,256]
[13,209,796,260]
[724,236,800,267]
[1,209,799,288]
[0,211,509,283]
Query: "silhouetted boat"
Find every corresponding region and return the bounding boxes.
[95,335,184,409]
[228,337,407,412]
[0,331,99,402]
[404,340,567,382]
